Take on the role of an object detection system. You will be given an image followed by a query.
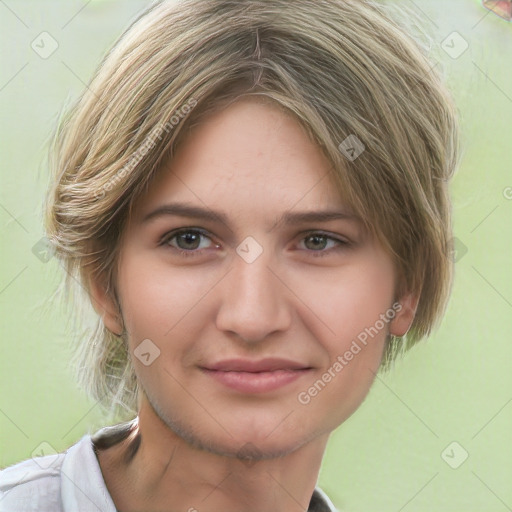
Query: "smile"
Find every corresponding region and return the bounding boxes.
[200,368,313,393]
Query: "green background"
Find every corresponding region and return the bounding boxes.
[1,1,511,510]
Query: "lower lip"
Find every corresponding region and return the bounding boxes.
[200,368,312,393]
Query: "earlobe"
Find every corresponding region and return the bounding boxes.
[389,293,419,337]
[88,275,124,336]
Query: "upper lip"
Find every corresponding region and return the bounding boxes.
[202,358,311,373]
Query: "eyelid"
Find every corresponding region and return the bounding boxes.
[159,227,211,244]
[300,229,351,244]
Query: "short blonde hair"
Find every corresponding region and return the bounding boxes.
[45,0,460,416]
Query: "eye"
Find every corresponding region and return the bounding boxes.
[159,228,218,258]
[298,231,350,257]
[159,228,350,259]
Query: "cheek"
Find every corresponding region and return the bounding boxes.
[296,257,395,419]
[297,255,396,346]
[116,255,215,387]
[117,253,211,334]
[292,256,395,411]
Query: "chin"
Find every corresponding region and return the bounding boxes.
[149,394,321,460]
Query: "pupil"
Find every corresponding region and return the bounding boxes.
[307,235,326,250]
[179,232,199,250]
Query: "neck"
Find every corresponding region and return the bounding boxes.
[99,396,330,512]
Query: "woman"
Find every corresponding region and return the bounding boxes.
[0,0,460,510]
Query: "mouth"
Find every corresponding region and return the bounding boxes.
[199,358,313,394]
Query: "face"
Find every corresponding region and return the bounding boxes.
[96,98,415,459]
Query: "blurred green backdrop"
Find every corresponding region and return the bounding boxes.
[1,1,511,511]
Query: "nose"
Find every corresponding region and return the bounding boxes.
[215,245,292,344]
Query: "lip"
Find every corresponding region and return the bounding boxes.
[200,358,313,394]
[203,357,311,372]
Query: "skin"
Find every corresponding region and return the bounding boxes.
[91,97,417,512]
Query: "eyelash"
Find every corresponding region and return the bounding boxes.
[158,228,350,259]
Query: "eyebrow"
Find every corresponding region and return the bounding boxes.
[140,202,359,229]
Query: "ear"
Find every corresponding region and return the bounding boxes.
[88,273,124,336]
[389,292,419,337]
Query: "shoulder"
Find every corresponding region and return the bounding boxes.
[311,487,339,512]
[0,450,66,512]
[0,432,118,512]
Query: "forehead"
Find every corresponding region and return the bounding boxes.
[132,98,347,222]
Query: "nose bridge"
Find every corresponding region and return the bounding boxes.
[215,243,290,342]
